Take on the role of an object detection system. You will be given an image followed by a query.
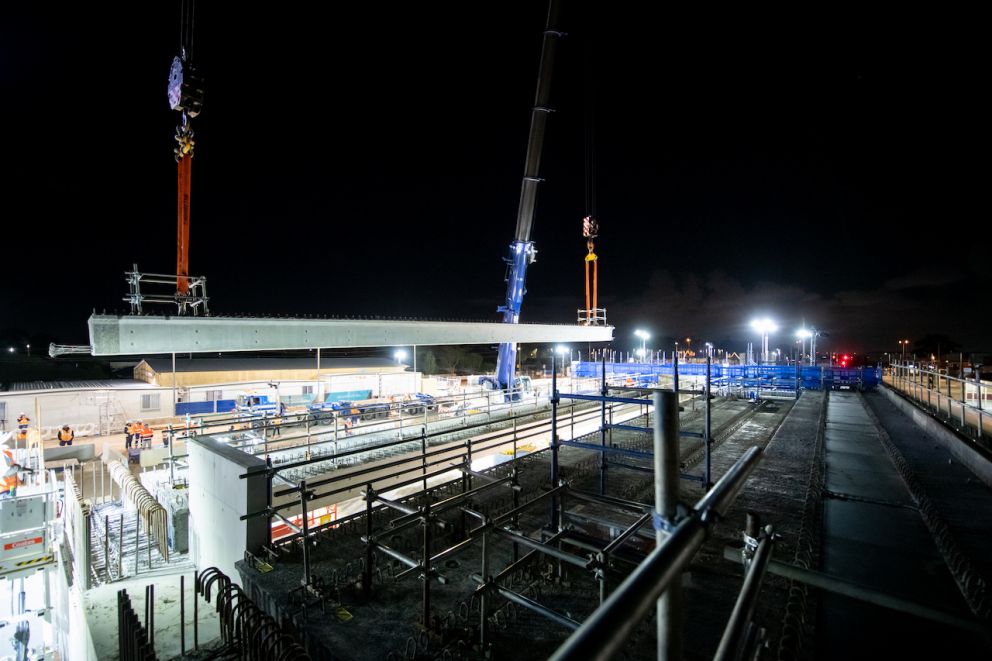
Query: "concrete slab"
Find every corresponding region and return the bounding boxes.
[816,392,986,659]
[823,463,914,505]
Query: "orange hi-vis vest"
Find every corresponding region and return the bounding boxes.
[1,449,18,492]
[58,429,74,442]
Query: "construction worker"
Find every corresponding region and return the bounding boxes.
[124,420,135,449]
[16,413,29,433]
[57,424,74,447]
[139,422,154,448]
[1,444,24,498]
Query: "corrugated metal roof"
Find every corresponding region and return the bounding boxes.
[141,356,404,374]
[4,379,151,392]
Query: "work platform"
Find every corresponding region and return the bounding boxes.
[86,314,614,355]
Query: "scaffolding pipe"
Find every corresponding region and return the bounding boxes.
[549,447,764,661]
[713,526,776,661]
[494,528,594,570]
[551,352,560,529]
[654,390,681,661]
[374,542,419,570]
[422,502,432,627]
[471,575,580,630]
[602,511,653,555]
[705,356,713,488]
[600,352,608,495]
[720,547,992,636]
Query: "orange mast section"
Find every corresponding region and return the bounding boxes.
[176,154,192,293]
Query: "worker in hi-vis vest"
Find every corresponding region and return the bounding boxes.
[1,444,24,498]
[57,425,75,447]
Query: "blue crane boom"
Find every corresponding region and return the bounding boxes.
[494,0,564,392]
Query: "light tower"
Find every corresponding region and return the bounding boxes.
[750,318,778,364]
[796,328,811,364]
[634,329,650,357]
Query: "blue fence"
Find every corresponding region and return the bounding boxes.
[176,399,237,415]
[573,362,880,391]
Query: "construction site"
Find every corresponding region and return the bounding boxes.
[2,1,991,660]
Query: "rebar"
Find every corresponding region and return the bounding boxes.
[108,460,170,561]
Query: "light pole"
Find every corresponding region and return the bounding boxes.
[750,318,777,364]
[555,345,568,375]
[899,339,909,362]
[634,329,649,358]
[796,328,811,365]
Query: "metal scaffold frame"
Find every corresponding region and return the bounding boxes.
[124,263,210,317]
[555,354,715,489]
[231,349,784,660]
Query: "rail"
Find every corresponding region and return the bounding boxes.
[887,361,991,442]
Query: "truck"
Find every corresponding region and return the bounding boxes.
[398,393,438,416]
[235,394,279,422]
[307,398,392,426]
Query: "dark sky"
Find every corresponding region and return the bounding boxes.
[1,3,987,355]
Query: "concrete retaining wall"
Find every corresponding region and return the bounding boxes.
[880,384,992,487]
[187,435,268,581]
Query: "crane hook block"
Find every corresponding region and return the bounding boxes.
[168,56,205,117]
[582,215,599,239]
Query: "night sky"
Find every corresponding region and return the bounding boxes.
[2,3,987,356]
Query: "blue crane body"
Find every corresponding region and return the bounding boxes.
[493,0,564,394]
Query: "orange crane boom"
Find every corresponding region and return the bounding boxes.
[176,154,192,293]
[167,0,203,298]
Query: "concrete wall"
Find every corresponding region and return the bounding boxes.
[880,384,992,488]
[187,435,268,580]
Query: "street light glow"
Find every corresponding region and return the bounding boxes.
[633,329,649,358]
[394,349,408,361]
[750,317,777,363]
[555,345,568,355]
[796,328,811,339]
[750,318,778,334]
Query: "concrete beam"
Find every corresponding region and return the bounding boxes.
[88,314,614,356]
